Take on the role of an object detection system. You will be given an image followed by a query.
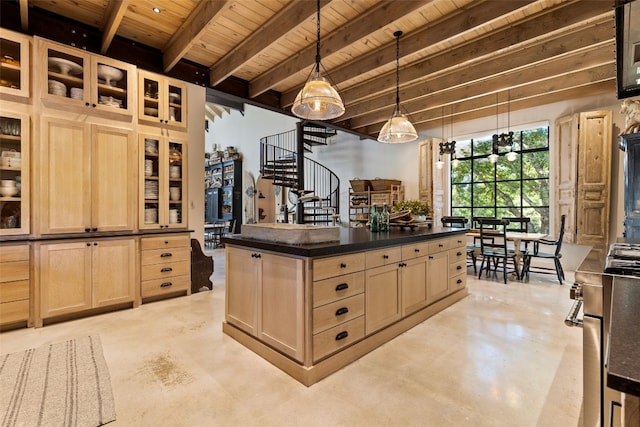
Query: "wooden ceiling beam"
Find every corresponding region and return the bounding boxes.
[209,0,331,87]
[18,0,28,30]
[162,0,228,73]
[100,0,129,54]
[280,0,535,107]
[248,0,430,99]
[340,14,614,128]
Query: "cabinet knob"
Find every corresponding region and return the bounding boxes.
[92,227,97,232]
[414,248,420,253]
[93,242,98,246]
[92,103,97,108]
[383,255,389,259]
[85,102,90,107]
[457,265,462,270]
[84,227,91,232]
[340,263,347,268]
[457,252,462,256]
[335,331,349,341]
[335,307,349,316]
[86,242,91,247]
[457,279,463,284]
[438,244,444,247]
[335,283,348,291]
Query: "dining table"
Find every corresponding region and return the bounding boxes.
[204,222,227,248]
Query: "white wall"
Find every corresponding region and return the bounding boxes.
[203,92,629,242]
[187,83,206,247]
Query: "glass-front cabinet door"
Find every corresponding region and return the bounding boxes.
[140,134,187,229]
[0,28,30,99]
[37,38,135,117]
[138,70,187,128]
[0,111,29,235]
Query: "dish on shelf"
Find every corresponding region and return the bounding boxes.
[0,186,19,197]
[70,87,84,99]
[97,64,123,85]
[48,57,83,75]
[48,79,67,96]
[144,107,159,116]
[169,92,181,103]
[1,56,20,66]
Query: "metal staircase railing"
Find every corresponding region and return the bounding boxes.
[259,122,340,225]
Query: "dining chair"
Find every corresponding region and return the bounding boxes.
[441,216,477,272]
[477,218,521,284]
[522,214,566,284]
[503,216,531,250]
[212,220,227,248]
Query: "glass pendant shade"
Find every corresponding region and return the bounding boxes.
[292,70,345,120]
[451,157,459,168]
[505,150,517,161]
[488,153,499,163]
[435,158,445,169]
[378,110,418,144]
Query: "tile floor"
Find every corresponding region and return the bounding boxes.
[0,249,583,426]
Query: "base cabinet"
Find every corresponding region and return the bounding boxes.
[365,263,401,335]
[140,234,191,299]
[37,237,135,324]
[0,244,30,327]
[225,246,304,361]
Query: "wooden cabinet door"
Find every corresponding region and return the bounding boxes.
[365,263,401,335]
[258,252,305,362]
[39,241,92,318]
[418,140,432,201]
[554,114,578,242]
[39,117,91,234]
[92,125,136,232]
[427,251,449,304]
[401,257,428,316]
[92,238,135,307]
[576,110,612,246]
[225,247,258,335]
[0,28,30,99]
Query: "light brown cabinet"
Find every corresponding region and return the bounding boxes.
[35,37,136,118]
[138,70,187,128]
[37,117,136,235]
[139,132,187,229]
[37,237,135,325]
[0,28,30,99]
[225,246,305,362]
[140,234,191,299]
[0,110,29,235]
[0,244,30,327]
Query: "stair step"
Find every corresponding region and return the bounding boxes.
[271,158,297,164]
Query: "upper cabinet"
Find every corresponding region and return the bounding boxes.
[138,70,187,129]
[0,111,29,235]
[0,29,30,100]
[35,38,136,119]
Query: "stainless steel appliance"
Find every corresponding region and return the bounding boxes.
[566,243,640,426]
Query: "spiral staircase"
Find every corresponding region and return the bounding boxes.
[260,121,340,225]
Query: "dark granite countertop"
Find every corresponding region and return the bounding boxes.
[0,228,193,244]
[607,276,640,398]
[221,226,467,257]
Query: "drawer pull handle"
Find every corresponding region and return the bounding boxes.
[335,283,349,291]
[438,243,444,247]
[161,267,173,272]
[160,282,173,288]
[340,263,347,268]
[335,331,349,341]
[457,265,462,270]
[414,248,420,253]
[383,255,389,259]
[457,252,462,256]
[160,252,173,257]
[335,307,349,316]
[458,240,463,244]
[457,279,463,284]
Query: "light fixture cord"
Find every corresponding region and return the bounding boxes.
[315,0,321,73]
[395,32,401,113]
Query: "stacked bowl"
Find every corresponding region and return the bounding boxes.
[48,80,66,97]
[0,180,18,197]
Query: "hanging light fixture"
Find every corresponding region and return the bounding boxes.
[437,141,456,170]
[504,90,517,162]
[436,107,446,169]
[449,106,459,168]
[292,0,345,121]
[489,92,515,163]
[377,30,418,144]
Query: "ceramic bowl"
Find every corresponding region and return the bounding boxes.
[0,179,16,187]
[0,186,19,197]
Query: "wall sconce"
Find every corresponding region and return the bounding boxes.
[437,141,456,169]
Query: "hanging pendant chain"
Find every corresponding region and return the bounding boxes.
[315,0,321,72]
[395,33,400,110]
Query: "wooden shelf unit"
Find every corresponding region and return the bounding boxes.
[348,185,404,226]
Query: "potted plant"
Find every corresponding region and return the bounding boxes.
[392,199,431,222]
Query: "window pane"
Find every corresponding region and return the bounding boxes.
[473,158,493,181]
[451,159,471,184]
[456,139,472,159]
[473,182,494,206]
[497,181,521,206]
[473,207,495,218]
[522,151,549,179]
[523,178,549,207]
[452,207,471,220]
[524,207,548,233]
[474,137,493,156]
[452,183,471,206]
[521,128,549,150]
[496,156,520,179]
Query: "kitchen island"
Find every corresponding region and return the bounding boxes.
[221,226,468,386]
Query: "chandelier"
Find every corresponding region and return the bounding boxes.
[291,0,345,121]
[377,30,418,143]
[436,106,458,169]
[489,91,517,163]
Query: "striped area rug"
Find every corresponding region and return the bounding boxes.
[0,335,116,427]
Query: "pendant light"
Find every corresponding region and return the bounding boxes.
[436,108,445,169]
[377,31,418,144]
[291,0,345,121]
[504,90,517,162]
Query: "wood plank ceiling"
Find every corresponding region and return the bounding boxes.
[11,0,617,139]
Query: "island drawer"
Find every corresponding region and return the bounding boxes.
[313,253,365,281]
[450,235,466,248]
[365,246,402,269]
[428,238,451,253]
[0,280,29,303]
[141,261,190,281]
[141,275,190,298]
[0,299,29,324]
[449,247,466,263]
[0,245,29,262]
[449,260,466,276]
[450,273,466,292]
[313,294,365,334]
[141,247,191,266]
[0,260,29,282]
[141,235,190,251]
[401,241,430,260]
[313,315,365,362]
[313,271,364,307]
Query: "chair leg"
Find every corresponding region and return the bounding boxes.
[554,259,564,285]
[478,257,485,279]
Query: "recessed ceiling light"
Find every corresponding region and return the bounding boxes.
[152,7,160,13]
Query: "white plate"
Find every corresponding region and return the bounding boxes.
[169,92,181,103]
[48,57,83,75]
[97,64,123,84]
[144,107,159,116]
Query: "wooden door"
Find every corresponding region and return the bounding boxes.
[401,256,428,316]
[258,252,305,362]
[92,238,135,307]
[554,114,578,242]
[427,251,449,304]
[418,140,433,202]
[92,124,136,232]
[365,263,401,335]
[225,246,258,335]
[39,117,91,234]
[39,241,92,318]
[576,110,612,246]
